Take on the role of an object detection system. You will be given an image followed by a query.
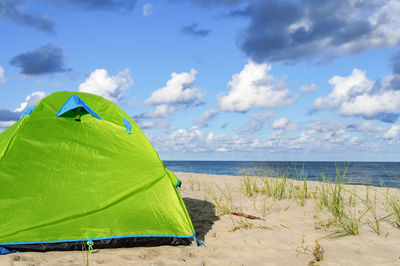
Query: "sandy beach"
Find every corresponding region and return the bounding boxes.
[1,172,400,266]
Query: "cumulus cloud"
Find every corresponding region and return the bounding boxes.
[0,109,19,121]
[0,66,6,84]
[14,91,46,113]
[137,69,203,129]
[271,117,288,130]
[79,68,133,103]
[313,69,400,123]
[384,125,400,139]
[136,120,170,130]
[195,109,218,128]
[299,83,317,93]
[142,3,153,16]
[132,105,176,129]
[147,123,344,154]
[181,23,210,37]
[0,91,46,132]
[144,69,203,106]
[135,104,176,120]
[217,60,297,112]
[150,126,257,153]
[270,117,297,131]
[0,0,56,33]
[9,44,70,76]
[308,119,385,136]
[145,118,400,156]
[0,121,15,133]
[228,0,400,63]
[240,111,274,134]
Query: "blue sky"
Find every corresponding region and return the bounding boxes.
[1,0,400,161]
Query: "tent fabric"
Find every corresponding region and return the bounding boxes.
[0,91,194,249]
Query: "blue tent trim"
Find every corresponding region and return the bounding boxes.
[56,94,102,120]
[19,106,36,119]
[0,246,19,255]
[0,232,205,254]
[122,117,132,134]
[0,233,195,246]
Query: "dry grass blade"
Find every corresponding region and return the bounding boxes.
[231,212,265,221]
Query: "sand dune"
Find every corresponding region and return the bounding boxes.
[1,172,400,265]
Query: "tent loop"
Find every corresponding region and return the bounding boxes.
[174,180,182,188]
[193,232,206,247]
[87,240,94,253]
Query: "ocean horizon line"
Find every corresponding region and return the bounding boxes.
[164,159,400,163]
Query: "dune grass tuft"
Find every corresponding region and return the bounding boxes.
[387,192,400,227]
[205,182,234,215]
[242,167,311,206]
[208,164,400,238]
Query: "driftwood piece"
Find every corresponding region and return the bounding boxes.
[230,212,265,221]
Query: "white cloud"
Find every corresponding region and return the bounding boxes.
[151,126,258,153]
[139,104,176,119]
[0,91,45,132]
[288,17,312,33]
[135,119,169,130]
[146,118,400,156]
[14,91,46,113]
[144,69,203,106]
[133,104,176,129]
[143,3,154,17]
[270,117,297,131]
[79,69,133,104]
[0,121,15,133]
[240,111,274,134]
[350,136,359,145]
[361,0,400,52]
[0,66,6,84]
[313,69,400,122]
[270,117,289,130]
[384,125,400,139]
[307,119,385,136]
[307,1,400,58]
[217,60,297,112]
[195,109,218,127]
[299,83,317,93]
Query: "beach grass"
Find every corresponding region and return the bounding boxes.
[205,181,234,215]
[241,165,400,238]
[198,164,400,242]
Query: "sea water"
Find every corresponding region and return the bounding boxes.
[164,161,400,188]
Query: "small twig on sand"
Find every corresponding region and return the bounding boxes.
[231,212,265,221]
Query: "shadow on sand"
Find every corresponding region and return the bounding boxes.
[183,198,219,241]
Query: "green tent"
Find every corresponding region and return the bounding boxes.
[0,91,197,252]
